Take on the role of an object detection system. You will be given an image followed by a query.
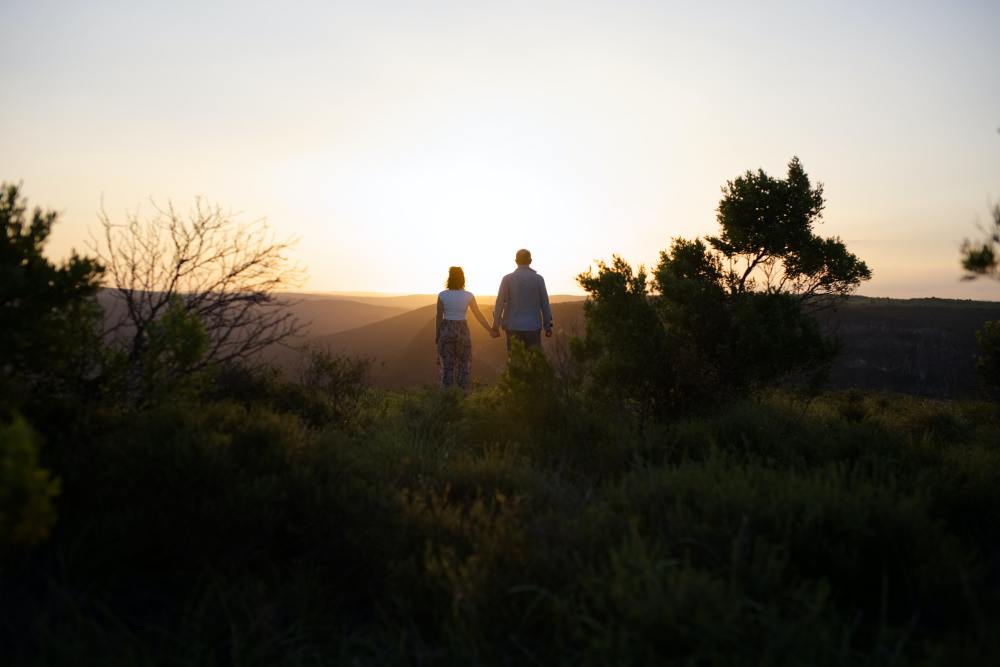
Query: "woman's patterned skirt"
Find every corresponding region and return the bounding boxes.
[437,319,471,389]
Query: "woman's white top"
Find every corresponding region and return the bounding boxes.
[439,289,474,320]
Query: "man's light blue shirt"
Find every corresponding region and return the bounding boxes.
[494,266,553,332]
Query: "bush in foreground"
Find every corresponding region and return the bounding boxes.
[3,384,999,664]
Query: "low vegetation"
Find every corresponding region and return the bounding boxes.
[4,371,999,664]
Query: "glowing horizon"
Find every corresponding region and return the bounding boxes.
[2,1,999,300]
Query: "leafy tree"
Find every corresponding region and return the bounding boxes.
[708,156,871,303]
[0,183,98,552]
[574,257,677,421]
[93,199,305,402]
[0,182,106,415]
[576,159,867,412]
[657,158,865,390]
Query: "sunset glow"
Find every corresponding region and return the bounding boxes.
[2,1,998,298]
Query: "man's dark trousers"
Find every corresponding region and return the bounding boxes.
[506,329,542,351]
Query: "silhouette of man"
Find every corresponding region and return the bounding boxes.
[492,249,553,351]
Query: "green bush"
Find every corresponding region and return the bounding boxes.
[211,349,371,429]
[495,338,559,431]
[0,415,60,548]
[132,296,210,404]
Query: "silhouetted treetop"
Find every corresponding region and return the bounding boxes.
[1,182,105,414]
[961,202,999,281]
[576,158,871,414]
[706,157,871,302]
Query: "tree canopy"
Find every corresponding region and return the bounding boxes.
[706,156,871,302]
[577,158,870,414]
[0,183,105,414]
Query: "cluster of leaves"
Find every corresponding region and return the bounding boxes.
[961,201,1000,281]
[709,157,871,300]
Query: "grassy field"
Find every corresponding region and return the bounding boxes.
[4,372,1000,665]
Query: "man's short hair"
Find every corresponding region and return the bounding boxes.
[515,249,532,265]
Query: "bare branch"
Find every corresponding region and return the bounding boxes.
[91,198,307,400]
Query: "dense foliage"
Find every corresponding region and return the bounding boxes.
[709,157,871,301]
[0,184,96,556]
[575,159,869,418]
[0,183,106,417]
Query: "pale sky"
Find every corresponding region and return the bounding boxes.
[2,0,999,298]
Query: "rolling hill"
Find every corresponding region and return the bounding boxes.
[281,298,409,338]
[98,290,410,340]
[820,296,1000,396]
[306,301,588,388]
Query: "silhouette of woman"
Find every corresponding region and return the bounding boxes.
[436,267,497,390]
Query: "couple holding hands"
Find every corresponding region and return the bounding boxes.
[435,248,553,390]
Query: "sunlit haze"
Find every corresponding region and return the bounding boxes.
[2,0,999,298]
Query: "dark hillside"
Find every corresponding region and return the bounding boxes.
[289,293,438,310]
[99,291,408,341]
[823,297,1000,397]
[281,298,408,337]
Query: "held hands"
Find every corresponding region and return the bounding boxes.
[545,329,552,338]
[490,327,501,339]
